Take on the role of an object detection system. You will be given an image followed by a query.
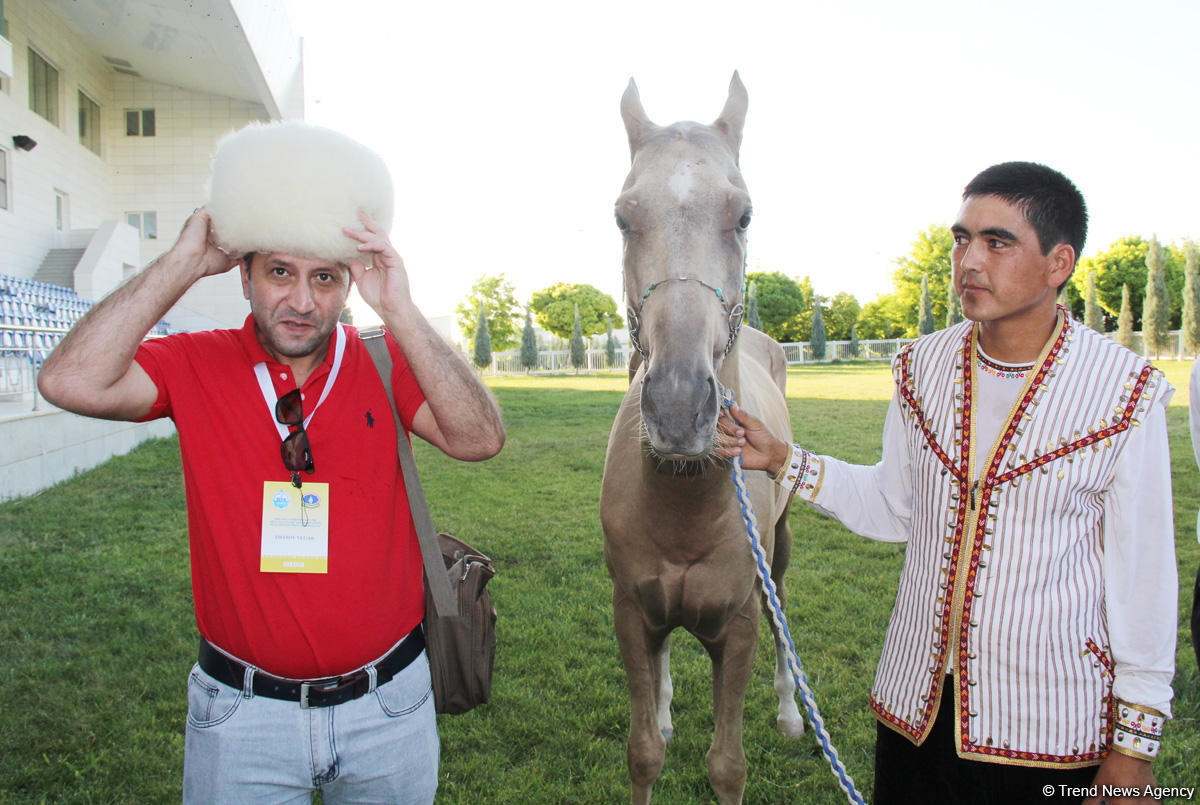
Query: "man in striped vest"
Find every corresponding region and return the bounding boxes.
[721,162,1175,804]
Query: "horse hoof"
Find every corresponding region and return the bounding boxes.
[661,727,674,743]
[777,717,806,738]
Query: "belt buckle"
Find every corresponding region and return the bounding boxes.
[299,681,317,709]
[299,677,339,709]
[299,672,366,708]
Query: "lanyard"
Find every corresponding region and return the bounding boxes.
[254,323,347,441]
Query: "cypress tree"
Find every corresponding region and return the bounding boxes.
[746,280,763,330]
[1142,236,1170,358]
[945,280,963,328]
[519,308,538,372]
[810,304,827,361]
[1116,284,1135,350]
[569,303,586,371]
[1182,240,1200,357]
[848,323,860,358]
[604,314,618,367]
[471,301,492,369]
[918,274,935,335]
[1084,272,1103,332]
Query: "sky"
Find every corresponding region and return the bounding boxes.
[284,0,1200,327]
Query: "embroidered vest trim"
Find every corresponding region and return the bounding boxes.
[870,308,1162,767]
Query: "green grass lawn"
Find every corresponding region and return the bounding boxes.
[1,360,1198,803]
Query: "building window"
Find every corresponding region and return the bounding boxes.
[125,109,155,136]
[55,190,68,231]
[28,49,59,125]
[0,148,8,211]
[78,91,101,155]
[126,211,157,239]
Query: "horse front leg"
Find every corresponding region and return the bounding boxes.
[769,515,804,737]
[656,636,674,742]
[613,591,668,805]
[701,608,758,805]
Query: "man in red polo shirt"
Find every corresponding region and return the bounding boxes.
[38,122,504,803]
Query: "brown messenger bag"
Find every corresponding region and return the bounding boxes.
[360,327,497,715]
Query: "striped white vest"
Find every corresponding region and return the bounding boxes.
[871,311,1168,767]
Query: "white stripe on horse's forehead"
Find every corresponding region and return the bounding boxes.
[668,164,697,203]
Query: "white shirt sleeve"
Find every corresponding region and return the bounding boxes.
[1104,392,1177,717]
[792,390,912,544]
[1190,361,1200,470]
[1190,361,1200,544]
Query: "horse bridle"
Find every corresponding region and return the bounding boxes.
[626,276,745,361]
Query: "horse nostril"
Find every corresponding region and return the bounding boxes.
[694,377,718,430]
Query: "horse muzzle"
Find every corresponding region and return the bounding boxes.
[640,369,720,458]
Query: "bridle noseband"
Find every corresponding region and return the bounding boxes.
[626,276,745,361]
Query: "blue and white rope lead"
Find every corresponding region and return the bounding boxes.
[722,392,867,805]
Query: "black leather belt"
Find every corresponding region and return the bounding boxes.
[197,624,425,708]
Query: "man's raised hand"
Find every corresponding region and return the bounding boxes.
[344,210,413,316]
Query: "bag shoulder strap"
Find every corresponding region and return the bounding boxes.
[359,326,458,617]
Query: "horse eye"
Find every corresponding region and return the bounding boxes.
[738,212,752,230]
[615,214,630,232]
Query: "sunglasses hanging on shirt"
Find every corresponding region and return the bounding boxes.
[276,388,314,488]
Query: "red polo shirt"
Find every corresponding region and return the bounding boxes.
[135,315,426,678]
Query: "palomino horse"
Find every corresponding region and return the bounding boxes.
[600,73,803,805]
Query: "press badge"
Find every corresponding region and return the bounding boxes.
[260,482,330,573]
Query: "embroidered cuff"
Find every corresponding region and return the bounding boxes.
[1112,700,1165,761]
[773,444,824,501]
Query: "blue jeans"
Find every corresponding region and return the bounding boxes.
[183,647,439,804]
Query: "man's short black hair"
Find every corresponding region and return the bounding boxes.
[963,162,1088,259]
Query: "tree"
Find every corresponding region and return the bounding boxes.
[892,224,953,337]
[530,283,620,340]
[569,304,587,371]
[1084,271,1104,332]
[848,323,860,358]
[1116,284,1135,350]
[856,293,908,339]
[604,313,619,367]
[338,306,354,325]
[1060,278,1084,321]
[1182,240,1200,357]
[918,274,935,335]
[1071,236,1186,330]
[810,303,827,361]
[824,292,861,341]
[519,308,538,372]
[744,271,812,341]
[945,280,962,328]
[745,280,763,330]
[471,302,492,369]
[455,274,520,351]
[1142,236,1170,358]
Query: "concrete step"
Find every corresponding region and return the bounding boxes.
[34,249,86,289]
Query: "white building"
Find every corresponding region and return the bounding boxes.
[1,0,303,327]
[0,0,304,500]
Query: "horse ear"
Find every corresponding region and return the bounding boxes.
[621,78,655,156]
[713,71,748,159]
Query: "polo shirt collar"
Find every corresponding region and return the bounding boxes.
[236,313,341,389]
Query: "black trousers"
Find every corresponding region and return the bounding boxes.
[874,681,1098,805]
[1191,564,1200,670]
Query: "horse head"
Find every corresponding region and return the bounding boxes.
[617,73,750,459]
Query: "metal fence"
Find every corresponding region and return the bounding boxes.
[479,331,1198,375]
[480,339,916,374]
[0,325,68,410]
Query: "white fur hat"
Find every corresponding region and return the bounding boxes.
[207,121,394,262]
